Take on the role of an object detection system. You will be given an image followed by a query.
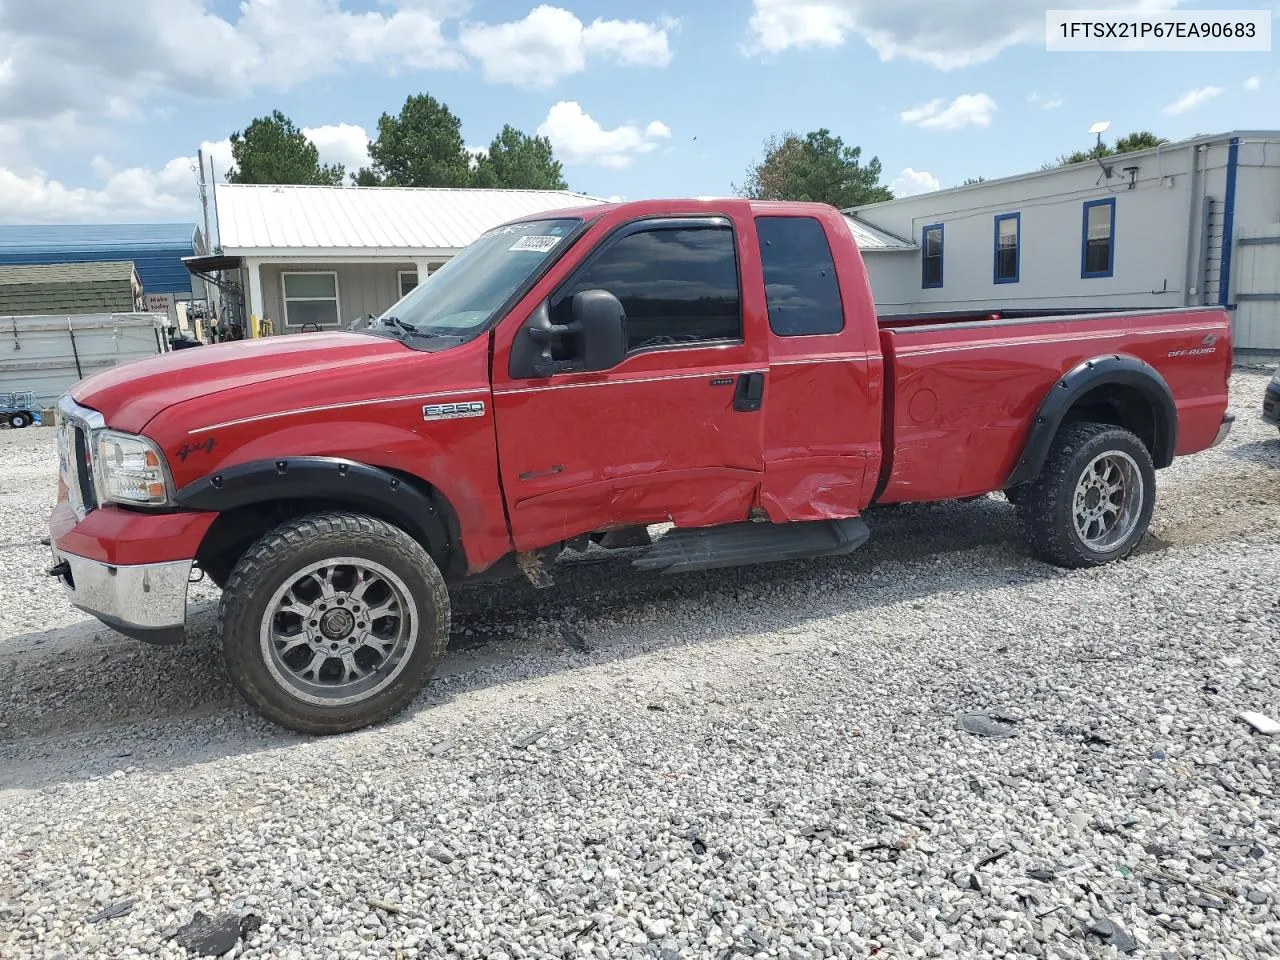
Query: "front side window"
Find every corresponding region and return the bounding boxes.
[282,272,339,328]
[994,213,1020,284]
[1082,199,1116,278]
[755,216,844,336]
[556,223,741,352]
[922,223,944,288]
[382,217,582,339]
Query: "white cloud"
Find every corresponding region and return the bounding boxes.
[302,123,372,174]
[1028,92,1064,110]
[0,155,200,224]
[1162,85,1223,116]
[536,101,671,169]
[1243,75,1261,91]
[458,5,675,86]
[0,0,465,129]
[889,167,940,196]
[742,0,1182,68]
[900,93,996,131]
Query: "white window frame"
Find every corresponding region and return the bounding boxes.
[397,270,418,299]
[281,271,341,329]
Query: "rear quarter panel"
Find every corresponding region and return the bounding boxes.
[878,308,1231,504]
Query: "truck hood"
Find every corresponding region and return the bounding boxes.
[71,332,410,434]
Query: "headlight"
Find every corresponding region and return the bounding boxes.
[92,431,173,506]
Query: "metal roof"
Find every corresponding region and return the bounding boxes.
[214,184,608,255]
[843,215,916,251]
[0,222,200,294]
[0,261,138,284]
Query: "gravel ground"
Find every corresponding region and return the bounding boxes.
[1,368,1277,960]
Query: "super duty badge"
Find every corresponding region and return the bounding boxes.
[423,400,486,421]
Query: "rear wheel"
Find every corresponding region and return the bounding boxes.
[1018,423,1155,569]
[8,412,29,428]
[219,512,450,734]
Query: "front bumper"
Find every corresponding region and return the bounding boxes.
[49,546,191,645]
[1263,381,1280,427]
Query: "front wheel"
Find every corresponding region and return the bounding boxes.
[219,512,450,734]
[7,412,29,428]
[1018,423,1156,569]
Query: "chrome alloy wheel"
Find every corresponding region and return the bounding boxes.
[1071,451,1144,553]
[259,558,417,707]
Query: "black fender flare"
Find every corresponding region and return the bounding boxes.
[175,457,451,560]
[1005,354,1177,488]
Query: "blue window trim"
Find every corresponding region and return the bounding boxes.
[1081,198,1116,279]
[921,222,944,289]
[993,212,1020,284]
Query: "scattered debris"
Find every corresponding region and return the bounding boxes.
[548,731,586,753]
[173,911,246,956]
[239,914,262,938]
[560,626,590,652]
[1237,711,1280,735]
[1144,843,1172,859]
[956,712,1016,739]
[691,838,707,856]
[1027,868,1057,882]
[646,703,666,712]
[511,726,552,749]
[1188,895,1227,910]
[426,736,459,757]
[1086,916,1138,954]
[978,848,1010,867]
[87,900,135,923]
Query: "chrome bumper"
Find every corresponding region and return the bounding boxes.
[1211,413,1235,448]
[49,548,191,645]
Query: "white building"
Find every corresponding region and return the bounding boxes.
[848,130,1280,355]
[190,184,608,335]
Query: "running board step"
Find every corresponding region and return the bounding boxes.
[633,517,870,575]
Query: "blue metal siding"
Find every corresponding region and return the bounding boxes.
[0,223,199,295]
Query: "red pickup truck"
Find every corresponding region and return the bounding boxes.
[49,199,1234,733]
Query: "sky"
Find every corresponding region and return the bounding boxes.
[0,0,1276,225]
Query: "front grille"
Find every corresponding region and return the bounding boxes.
[56,396,103,518]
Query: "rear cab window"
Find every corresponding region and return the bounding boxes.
[754,216,845,337]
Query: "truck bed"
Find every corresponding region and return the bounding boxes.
[873,307,1232,505]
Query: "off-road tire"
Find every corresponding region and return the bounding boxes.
[219,511,450,734]
[1018,422,1156,569]
[8,412,29,428]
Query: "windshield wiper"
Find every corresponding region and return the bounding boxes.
[378,315,416,336]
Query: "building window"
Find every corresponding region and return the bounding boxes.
[1081,198,1116,278]
[755,216,844,336]
[921,223,944,289]
[282,272,340,328]
[994,213,1020,284]
[556,222,740,353]
[398,270,418,298]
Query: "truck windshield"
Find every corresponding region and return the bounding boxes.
[378,217,582,339]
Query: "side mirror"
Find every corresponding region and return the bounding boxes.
[570,290,627,373]
[509,292,627,379]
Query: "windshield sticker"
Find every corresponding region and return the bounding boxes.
[510,235,562,253]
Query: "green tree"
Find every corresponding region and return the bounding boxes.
[469,125,567,190]
[226,110,344,185]
[1056,130,1168,166]
[735,129,892,208]
[962,176,987,185]
[350,168,382,187]
[365,93,471,188]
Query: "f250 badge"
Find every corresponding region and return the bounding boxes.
[1168,333,1218,358]
[423,400,486,421]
